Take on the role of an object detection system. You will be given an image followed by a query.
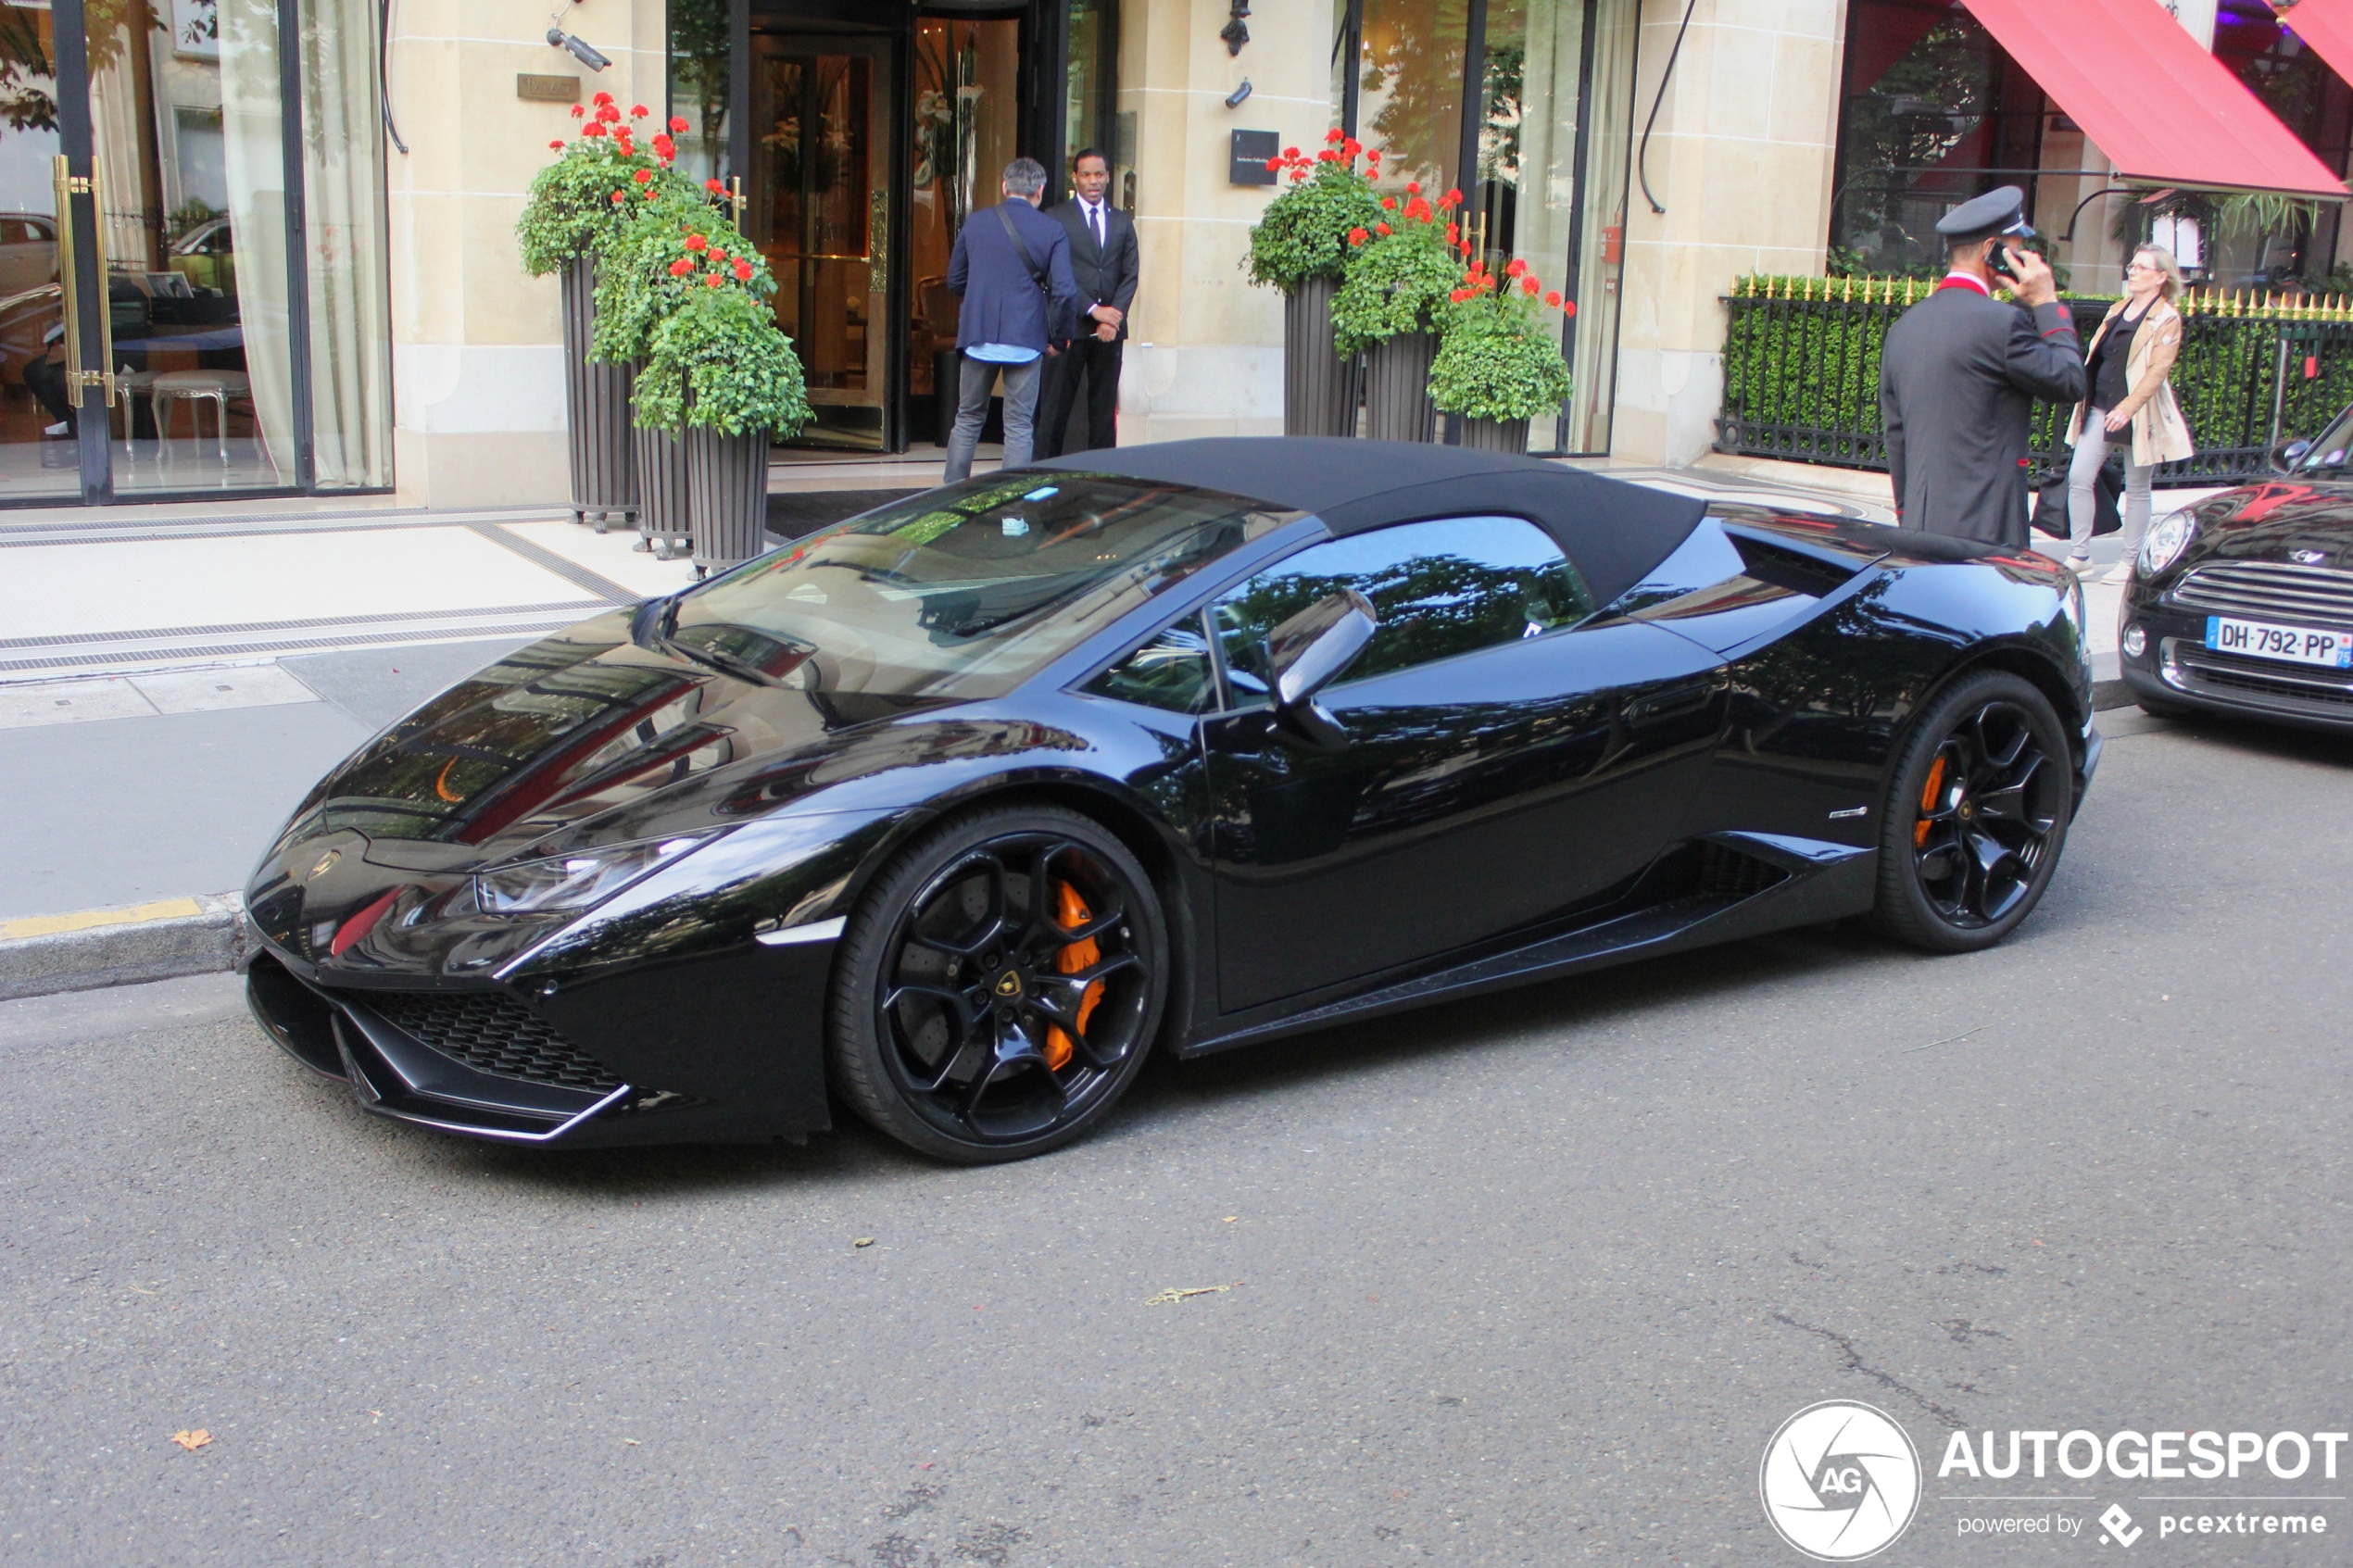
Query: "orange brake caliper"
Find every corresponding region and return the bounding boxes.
[1044,881,1103,1073]
[1914,755,1947,847]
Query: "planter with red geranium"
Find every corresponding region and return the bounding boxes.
[1246,131,1386,437]
[1330,182,1463,443]
[1429,252,1576,455]
[518,93,698,529]
[596,191,811,574]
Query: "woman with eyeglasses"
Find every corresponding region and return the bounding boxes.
[2064,245,2196,583]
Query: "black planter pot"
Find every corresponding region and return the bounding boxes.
[561,258,636,530]
[1456,415,1530,455]
[686,425,770,575]
[630,381,691,561]
[1363,331,1437,443]
[1282,272,1362,437]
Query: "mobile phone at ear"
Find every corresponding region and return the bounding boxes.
[1989,245,2020,282]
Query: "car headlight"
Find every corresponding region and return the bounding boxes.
[475,831,726,915]
[2140,508,2196,576]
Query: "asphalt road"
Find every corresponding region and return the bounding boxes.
[3,709,2349,1567]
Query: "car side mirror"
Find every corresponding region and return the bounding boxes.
[1264,589,1378,748]
[2272,438,2312,474]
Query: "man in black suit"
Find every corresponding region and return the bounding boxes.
[1038,147,1139,458]
[1879,186,2085,547]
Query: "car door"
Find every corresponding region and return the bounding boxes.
[1202,515,1727,1013]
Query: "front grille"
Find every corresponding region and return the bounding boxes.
[362,991,624,1092]
[2168,560,2353,626]
[2165,638,2353,717]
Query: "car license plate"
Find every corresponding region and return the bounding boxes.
[2205,615,2353,669]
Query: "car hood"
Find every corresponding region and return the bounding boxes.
[2177,481,2353,570]
[268,611,1036,878]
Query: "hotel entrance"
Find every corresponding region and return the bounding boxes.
[667,0,1118,454]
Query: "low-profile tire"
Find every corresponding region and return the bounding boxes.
[1870,671,2073,954]
[827,803,1169,1164]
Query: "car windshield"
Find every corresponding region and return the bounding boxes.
[2292,407,2353,473]
[671,474,1290,702]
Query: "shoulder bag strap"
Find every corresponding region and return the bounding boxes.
[995,205,1047,293]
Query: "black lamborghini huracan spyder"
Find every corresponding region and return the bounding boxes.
[244,439,2098,1162]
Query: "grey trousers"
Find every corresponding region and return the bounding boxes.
[2067,410,2155,558]
[943,353,1041,483]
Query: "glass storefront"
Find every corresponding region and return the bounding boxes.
[0,0,386,506]
[1333,0,1636,455]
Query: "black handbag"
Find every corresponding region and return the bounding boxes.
[2032,457,2120,539]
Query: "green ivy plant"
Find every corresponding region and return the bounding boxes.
[633,286,812,438]
[1330,185,1462,356]
[1245,132,1388,294]
[590,190,775,365]
[1428,255,1574,422]
[517,92,697,275]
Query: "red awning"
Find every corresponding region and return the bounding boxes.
[2278,0,2353,107]
[1962,0,2347,198]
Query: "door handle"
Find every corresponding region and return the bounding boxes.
[50,155,116,409]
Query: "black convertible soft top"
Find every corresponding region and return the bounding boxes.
[1032,436,1706,608]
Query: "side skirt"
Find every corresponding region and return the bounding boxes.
[1177,833,1877,1058]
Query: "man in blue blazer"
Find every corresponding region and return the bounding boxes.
[944,157,1080,483]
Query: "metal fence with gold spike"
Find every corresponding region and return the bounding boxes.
[1718,275,2353,483]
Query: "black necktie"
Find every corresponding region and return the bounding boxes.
[1088,203,1103,250]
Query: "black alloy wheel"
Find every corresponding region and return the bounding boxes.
[1871,671,2071,954]
[828,804,1168,1163]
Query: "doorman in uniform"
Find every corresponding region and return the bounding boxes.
[1038,147,1139,458]
[1878,186,2086,547]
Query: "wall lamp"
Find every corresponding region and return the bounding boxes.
[1221,1,1251,56]
[547,3,610,71]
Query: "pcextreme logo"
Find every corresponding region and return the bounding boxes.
[1760,1400,1923,1561]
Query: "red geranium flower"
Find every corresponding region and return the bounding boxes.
[593,91,613,107]
[1342,137,1361,158]
[610,191,625,205]
[1522,276,1540,295]
[1282,146,1300,159]
[631,105,649,118]
[732,257,753,282]
[1381,195,1397,210]
[1325,127,1345,144]
[633,168,654,183]
[1347,226,1369,245]
[705,272,724,288]
[1562,300,1577,318]
[547,139,564,150]
[684,233,708,251]
[1405,181,1421,195]
[670,116,689,132]
[582,122,605,138]
[1366,148,1381,161]
[1442,188,1463,207]
[1376,220,1391,235]
[705,179,727,195]
[1545,290,1562,307]
[1449,289,1471,303]
[1505,257,1527,278]
[570,105,585,119]
[669,257,695,276]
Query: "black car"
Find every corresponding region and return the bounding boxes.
[244,439,2098,1163]
[2119,409,2353,730]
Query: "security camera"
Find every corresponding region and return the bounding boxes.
[1225,80,1252,109]
[547,27,610,71]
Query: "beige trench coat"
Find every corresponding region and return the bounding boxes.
[2065,295,2195,467]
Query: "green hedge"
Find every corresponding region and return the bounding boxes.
[1718,276,2353,483]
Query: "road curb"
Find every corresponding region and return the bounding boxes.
[2093,677,2133,712]
[0,895,249,1002]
